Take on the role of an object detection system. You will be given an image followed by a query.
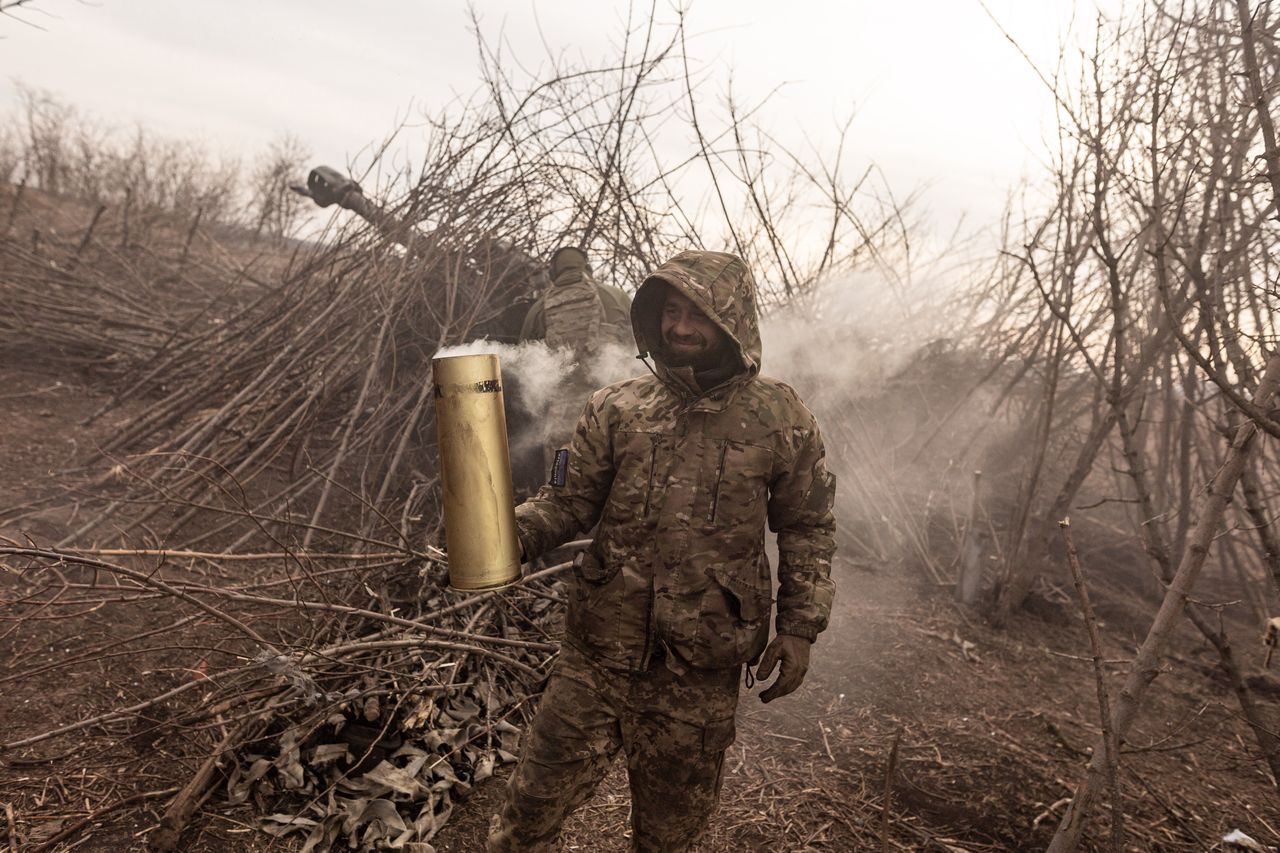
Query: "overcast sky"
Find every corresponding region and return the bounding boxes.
[1,1,1105,238]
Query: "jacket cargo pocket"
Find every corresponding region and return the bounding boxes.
[701,716,737,755]
[710,564,769,623]
[688,565,771,668]
[566,550,623,654]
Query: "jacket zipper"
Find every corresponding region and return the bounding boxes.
[707,440,728,522]
[643,439,658,517]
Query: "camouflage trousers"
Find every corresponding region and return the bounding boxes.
[488,643,741,852]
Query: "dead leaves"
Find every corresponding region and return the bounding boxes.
[228,684,522,851]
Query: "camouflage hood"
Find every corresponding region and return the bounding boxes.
[631,251,763,388]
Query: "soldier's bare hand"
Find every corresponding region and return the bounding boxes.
[755,633,811,703]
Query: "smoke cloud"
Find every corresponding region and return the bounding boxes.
[756,267,987,583]
[760,267,949,401]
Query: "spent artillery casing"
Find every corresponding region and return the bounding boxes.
[432,354,522,591]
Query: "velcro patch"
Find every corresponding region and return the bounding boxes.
[550,449,569,487]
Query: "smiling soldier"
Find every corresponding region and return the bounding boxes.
[488,250,837,852]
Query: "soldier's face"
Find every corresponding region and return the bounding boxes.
[660,288,725,367]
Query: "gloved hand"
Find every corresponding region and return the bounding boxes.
[755,633,811,703]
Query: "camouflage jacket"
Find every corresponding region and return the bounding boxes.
[515,251,836,671]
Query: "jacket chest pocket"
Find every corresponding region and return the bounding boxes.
[705,439,773,529]
[609,431,666,524]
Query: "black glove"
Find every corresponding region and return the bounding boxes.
[755,633,811,703]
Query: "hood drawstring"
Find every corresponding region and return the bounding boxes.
[637,352,686,399]
[637,352,719,418]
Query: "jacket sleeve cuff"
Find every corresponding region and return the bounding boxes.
[775,619,820,642]
[514,521,537,563]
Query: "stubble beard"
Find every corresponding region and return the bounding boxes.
[660,333,722,370]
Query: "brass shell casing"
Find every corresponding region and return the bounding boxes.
[432,354,522,591]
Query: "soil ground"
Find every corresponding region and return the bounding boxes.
[430,572,1280,852]
[2,346,1279,852]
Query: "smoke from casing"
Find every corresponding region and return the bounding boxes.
[433,339,644,463]
[434,340,577,415]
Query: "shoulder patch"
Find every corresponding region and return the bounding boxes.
[550,448,570,487]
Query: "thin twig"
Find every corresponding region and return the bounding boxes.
[1059,518,1123,851]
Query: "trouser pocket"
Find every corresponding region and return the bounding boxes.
[701,716,737,754]
[626,713,737,852]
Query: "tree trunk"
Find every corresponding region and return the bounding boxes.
[1047,352,1280,852]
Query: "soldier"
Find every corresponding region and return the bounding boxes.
[519,246,633,354]
[515,246,634,495]
[488,250,837,852]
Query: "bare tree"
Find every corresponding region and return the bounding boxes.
[958,1,1280,847]
[248,133,310,239]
